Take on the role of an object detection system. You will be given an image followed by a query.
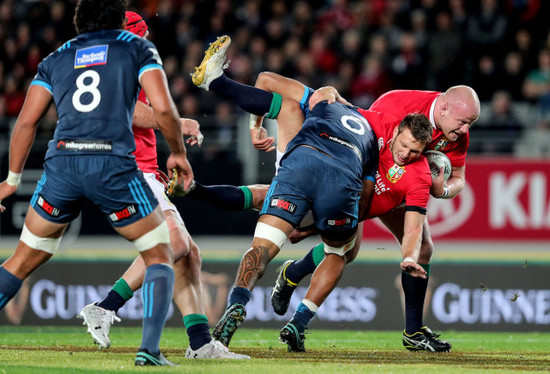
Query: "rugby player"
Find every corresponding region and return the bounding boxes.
[0,0,193,366]
[77,12,248,360]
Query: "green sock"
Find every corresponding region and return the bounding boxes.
[239,185,253,210]
[266,92,282,119]
[112,278,133,301]
[312,243,325,266]
[183,313,209,328]
[419,263,431,277]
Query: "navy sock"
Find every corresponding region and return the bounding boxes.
[228,286,251,307]
[187,182,246,211]
[97,289,127,313]
[187,323,212,350]
[0,266,23,310]
[285,248,317,284]
[402,271,429,334]
[289,302,316,334]
[140,264,175,355]
[209,74,274,116]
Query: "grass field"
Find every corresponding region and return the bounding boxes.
[0,326,549,373]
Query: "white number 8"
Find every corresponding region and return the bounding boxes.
[72,70,101,112]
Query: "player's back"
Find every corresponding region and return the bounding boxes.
[33,29,162,160]
[285,101,378,180]
[370,90,439,119]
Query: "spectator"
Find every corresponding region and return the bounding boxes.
[522,48,550,116]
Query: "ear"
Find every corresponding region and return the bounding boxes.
[392,126,399,138]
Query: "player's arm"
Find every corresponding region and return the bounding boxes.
[308,86,352,110]
[358,179,375,222]
[0,85,52,212]
[140,68,194,190]
[399,210,427,278]
[133,100,203,146]
[431,165,465,199]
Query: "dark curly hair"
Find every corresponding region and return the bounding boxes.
[73,0,127,34]
[397,113,433,146]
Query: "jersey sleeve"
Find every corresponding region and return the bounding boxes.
[137,39,164,81]
[30,58,53,93]
[404,161,431,214]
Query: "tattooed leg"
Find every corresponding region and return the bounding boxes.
[235,244,279,289]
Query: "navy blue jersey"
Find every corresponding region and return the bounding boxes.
[283,101,378,182]
[31,30,163,159]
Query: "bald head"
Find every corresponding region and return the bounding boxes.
[435,85,480,142]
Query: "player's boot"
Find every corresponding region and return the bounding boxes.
[279,323,306,352]
[185,339,250,359]
[271,260,298,315]
[135,348,177,366]
[191,35,231,90]
[77,303,121,348]
[212,303,246,347]
[402,326,452,352]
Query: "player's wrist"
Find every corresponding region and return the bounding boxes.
[403,256,415,263]
[6,171,22,187]
[437,185,450,199]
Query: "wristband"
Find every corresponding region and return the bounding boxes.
[438,185,450,199]
[6,171,22,186]
[403,257,415,263]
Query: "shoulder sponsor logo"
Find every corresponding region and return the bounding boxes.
[270,198,296,214]
[74,45,108,68]
[37,195,60,217]
[148,48,163,65]
[109,205,138,222]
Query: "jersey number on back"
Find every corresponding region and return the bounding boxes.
[341,114,371,136]
[72,70,101,112]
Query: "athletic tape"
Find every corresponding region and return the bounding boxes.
[20,224,61,254]
[133,221,170,252]
[254,221,288,249]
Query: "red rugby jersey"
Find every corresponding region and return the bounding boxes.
[357,109,432,217]
[370,90,469,168]
[132,90,159,173]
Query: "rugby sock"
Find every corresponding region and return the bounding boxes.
[187,182,252,210]
[209,74,280,117]
[139,264,175,355]
[289,300,317,334]
[284,244,319,284]
[402,263,430,334]
[183,314,212,350]
[98,278,133,313]
[0,266,23,311]
[228,286,251,307]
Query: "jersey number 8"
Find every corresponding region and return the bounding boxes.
[72,70,101,113]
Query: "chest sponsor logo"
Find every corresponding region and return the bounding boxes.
[434,137,449,151]
[270,198,296,214]
[386,164,405,183]
[37,195,60,217]
[57,139,112,152]
[327,217,351,226]
[74,45,108,68]
[109,205,138,222]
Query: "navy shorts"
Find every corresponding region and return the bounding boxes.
[260,146,361,239]
[30,155,158,227]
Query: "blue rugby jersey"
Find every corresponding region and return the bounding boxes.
[31,29,163,159]
[283,101,379,182]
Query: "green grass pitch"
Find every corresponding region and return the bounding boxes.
[0,326,549,373]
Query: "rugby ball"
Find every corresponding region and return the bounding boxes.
[425,150,451,181]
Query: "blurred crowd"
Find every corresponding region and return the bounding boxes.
[1,0,550,158]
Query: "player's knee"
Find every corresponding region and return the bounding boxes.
[256,71,278,90]
[254,222,288,249]
[324,235,357,257]
[133,221,170,252]
[418,240,434,263]
[170,232,192,261]
[20,224,62,255]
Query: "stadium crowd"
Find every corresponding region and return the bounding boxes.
[1,0,550,160]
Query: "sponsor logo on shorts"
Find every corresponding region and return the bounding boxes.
[270,198,296,214]
[109,205,138,222]
[56,139,112,152]
[327,217,351,226]
[386,164,406,183]
[37,195,60,217]
[74,45,108,68]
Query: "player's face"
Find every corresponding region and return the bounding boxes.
[390,127,425,166]
[439,101,478,141]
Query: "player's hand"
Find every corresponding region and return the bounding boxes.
[400,258,427,279]
[288,226,317,244]
[430,166,446,197]
[155,169,170,189]
[309,87,351,110]
[166,152,194,194]
[180,118,204,147]
[0,181,18,213]
[250,127,276,152]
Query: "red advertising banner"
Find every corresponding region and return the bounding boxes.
[363,157,550,241]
